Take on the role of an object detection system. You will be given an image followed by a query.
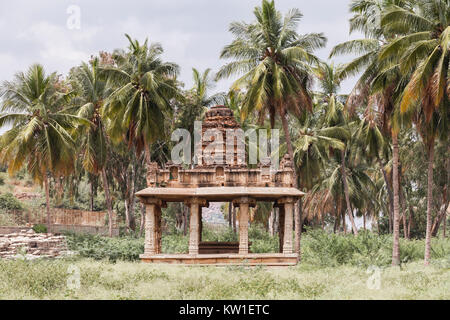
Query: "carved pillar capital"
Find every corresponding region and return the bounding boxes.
[142,198,166,207]
[276,196,296,206]
[232,197,256,207]
[184,197,208,207]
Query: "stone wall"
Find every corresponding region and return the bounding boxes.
[0,225,119,236]
[0,226,33,234]
[2,208,119,236]
[49,224,119,236]
[0,230,72,259]
[7,208,117,227]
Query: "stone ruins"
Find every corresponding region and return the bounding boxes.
[0,229,72,260]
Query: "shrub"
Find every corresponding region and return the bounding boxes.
[32,224,47,233]
[163,234,188,253]
[248,225,279,253]
[0,212,17,226]
[65,233,144,262]
[0,193,23,211]
[301,229,450,267]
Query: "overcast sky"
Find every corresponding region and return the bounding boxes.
[0,0,362,98]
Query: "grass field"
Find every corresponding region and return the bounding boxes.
[1,225,449,300]
[0,257,448,300]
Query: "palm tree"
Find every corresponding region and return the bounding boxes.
[314,62,360,235]
[330,0,412,265]
[380,0,449,265]
[354,104,393,232]
[69,57,116,236]
[216,0,326,253]
[0,64,83,230]
[293,115,349,190]
[102,34,180,166]
[191,68,225,108]
[176,68,225,140]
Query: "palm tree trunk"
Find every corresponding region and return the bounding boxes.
[378,158,394,232]
[129,162,136,231]
[44,174,51,232]
[101,168,114,237]
[400,186,408,239]
[392,133,401,265]
[342,210,347,234]
[363,213,366,230]
[144,142,152,165]
[444,208,447,238]
[90,177,94,212]
[424,142,435,265]
[139,203,145,237]
[340,149,358,235]
[333,204,339,233]
[402,211,408,239]
[124,197,130,233]
[408,205,414,239]
[431,204,447,236]
[444,144,450,238]
[280,111,302,254]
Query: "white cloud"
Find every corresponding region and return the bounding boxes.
[16,21,100,73]
[0,0,360,94]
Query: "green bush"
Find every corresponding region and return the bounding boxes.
[162,234,188,253]
[66,233,144,262]
[0,193,24,211]
[0,212,17,226]
[64,225,450,267]
[301,229,450,267]
[32,224,47,233]
[202,226,237,242]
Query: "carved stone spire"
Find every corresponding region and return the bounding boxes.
[195,105,247,168]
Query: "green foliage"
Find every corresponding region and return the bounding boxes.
[0,259,72,298]
[202,226,237,242]
[32,224,47,234]
[302,229,450,267]
[0,212,18,226]
[248,225,279,253]
[0,193,23,211]
[162,234,189,254]
[65,233,144,263]
[217,0,326,125]
[0,257,448,299]
[14,169,27,180]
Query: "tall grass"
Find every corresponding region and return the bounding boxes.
[65,227,450,268]
[0,258,448,299]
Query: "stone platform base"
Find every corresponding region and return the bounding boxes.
[140,253,298,266]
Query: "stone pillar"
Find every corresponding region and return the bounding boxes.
[277,197,294,254]
[144,198,163,255]
[278,206,285,253]
[185,197,207,255]
[233,197,256,255]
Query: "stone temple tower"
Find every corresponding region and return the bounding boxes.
[195,105,246,168]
